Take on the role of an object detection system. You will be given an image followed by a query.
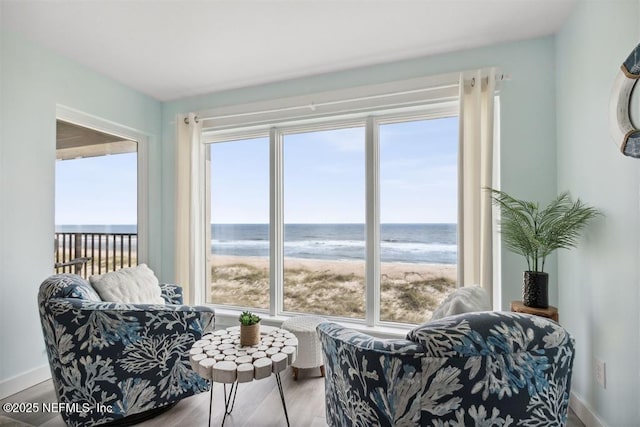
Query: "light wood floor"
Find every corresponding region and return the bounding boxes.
[1,368,326,427]
[1,367,585,427]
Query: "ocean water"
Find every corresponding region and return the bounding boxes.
[57,224,138,234]
[212,223,457,264]
[56,223,457,264]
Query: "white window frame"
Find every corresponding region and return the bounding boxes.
[203,101,459,328]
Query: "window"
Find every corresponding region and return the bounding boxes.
[208,137,270,309]
[378,117,458,324]
[204,105,459,325]
[283,127,366,318]
[55,120,139,277]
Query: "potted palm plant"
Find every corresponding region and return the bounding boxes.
[239,310,261,346]
[490,189,600,308]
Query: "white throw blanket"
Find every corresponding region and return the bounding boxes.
[430,285,491,321]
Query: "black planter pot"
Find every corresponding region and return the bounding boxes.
[523,271,549,308]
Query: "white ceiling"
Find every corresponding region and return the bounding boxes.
[1,0,577,101]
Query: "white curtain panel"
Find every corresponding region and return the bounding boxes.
[176,113,204,304]
[458,68,497,298]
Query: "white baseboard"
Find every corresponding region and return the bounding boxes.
[0,365,51,400]
[570,391,607,427]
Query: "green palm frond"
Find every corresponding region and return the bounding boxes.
[489,189,600,272]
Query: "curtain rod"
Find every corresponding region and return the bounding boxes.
[184,72,509,125]
[185,83,460,125]
[469,73,510,88]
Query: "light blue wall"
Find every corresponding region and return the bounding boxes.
[556,1,640,424]
[0,31,163,389]
[162,37,559,310]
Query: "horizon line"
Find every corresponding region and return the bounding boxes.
[56,222,457,226]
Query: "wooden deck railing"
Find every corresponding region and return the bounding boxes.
[54,232,137,278]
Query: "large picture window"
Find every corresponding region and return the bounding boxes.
[378,117,458,324]
[208,137,270,309]
[283,127,366,318]
[204,107,459,325]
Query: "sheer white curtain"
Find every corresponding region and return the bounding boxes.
[458,68,498,299]
[176,113,205,304]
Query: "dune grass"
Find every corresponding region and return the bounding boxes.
[283,269,366,319]
[210,263,270,309]
[210,261,456,324]
[380,274,455,323]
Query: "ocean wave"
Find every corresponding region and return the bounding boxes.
[382,241,456,253]
[285,239,364,249]
[212,239,269,246]
[213,238,455,251]
[211,238,457,264]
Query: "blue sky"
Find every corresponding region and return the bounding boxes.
[55,152,137,225]
[211,117,458,224]
[380,118,458,223]
[56,116,457,225]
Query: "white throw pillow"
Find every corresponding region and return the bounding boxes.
[89,264,165,305]
[430,285,491,321]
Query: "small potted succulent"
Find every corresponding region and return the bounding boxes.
[490,189,600,308]
[239,310,261,346]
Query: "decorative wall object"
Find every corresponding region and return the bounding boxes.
[610,43,640,157]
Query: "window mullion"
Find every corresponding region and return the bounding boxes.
[204,145,212,300]
[270,127,284,316]
[365,116,380,327]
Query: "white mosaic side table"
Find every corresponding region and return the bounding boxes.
[189,325,298,427]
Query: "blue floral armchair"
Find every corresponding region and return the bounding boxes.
[317,311,575,426]
[38,274,215,426]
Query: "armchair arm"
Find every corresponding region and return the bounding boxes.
[48,297,215,337]
[317,322,424,426]
[407,311,573,358]
[159,283,183,305]
[317,322,423,355]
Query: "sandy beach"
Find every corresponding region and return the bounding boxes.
[209,255,456,324]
